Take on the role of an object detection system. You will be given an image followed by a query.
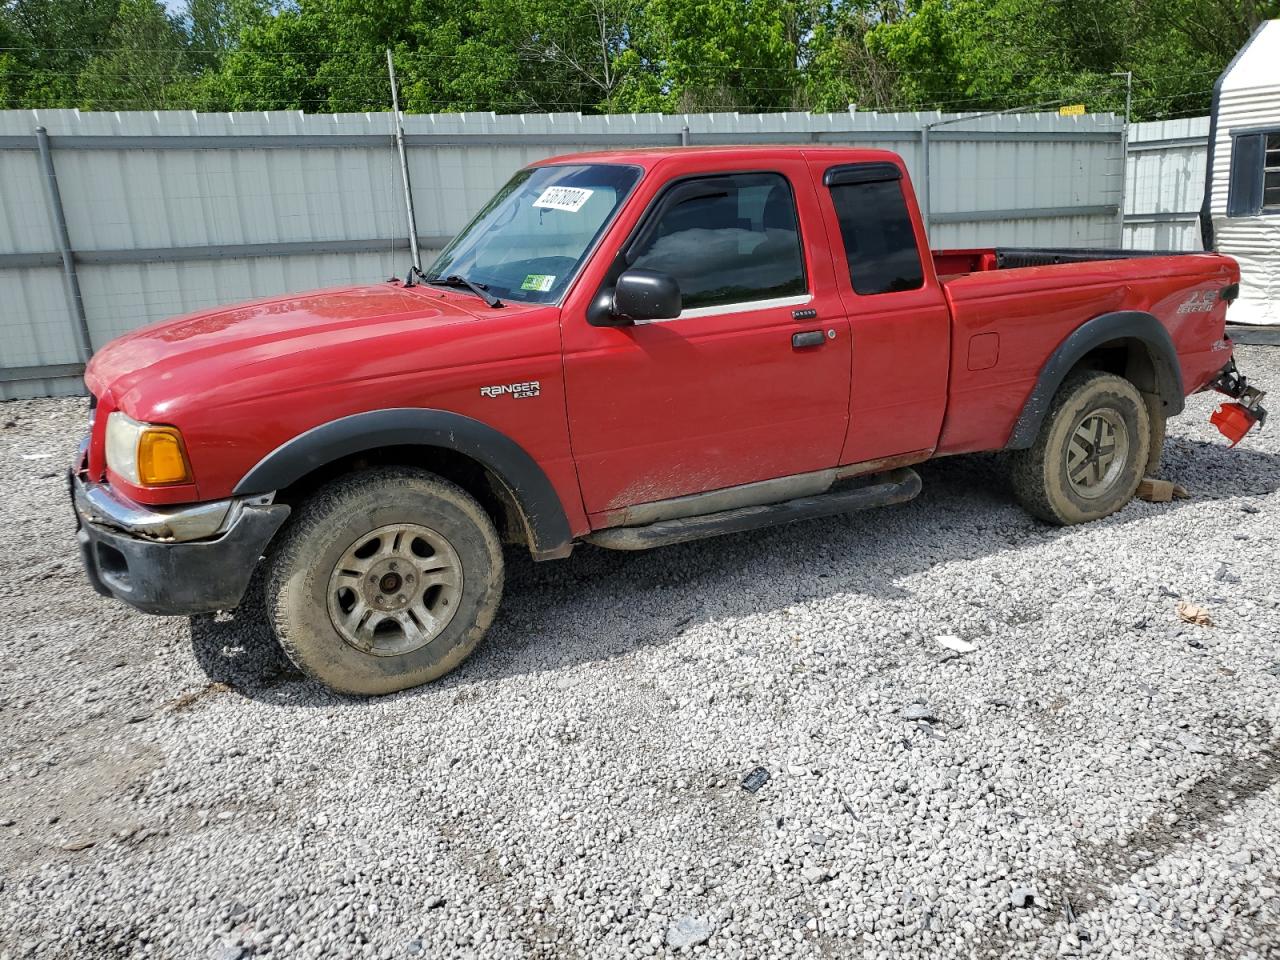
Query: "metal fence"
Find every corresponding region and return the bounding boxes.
[1122,117,1210,251]
[1,107,1133,399]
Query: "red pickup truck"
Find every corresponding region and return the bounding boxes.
[72,146,1267,694]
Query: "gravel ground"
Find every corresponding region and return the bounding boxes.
[1,345,1279,960]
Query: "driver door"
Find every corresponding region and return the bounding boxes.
[561,161,852,519]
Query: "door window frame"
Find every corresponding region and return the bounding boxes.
[597,169,812,323]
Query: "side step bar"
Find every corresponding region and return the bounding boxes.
[585,467,922,551]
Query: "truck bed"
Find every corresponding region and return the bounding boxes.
[933,247,1203,278]
[930,247,1237,456]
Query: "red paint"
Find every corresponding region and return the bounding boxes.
[82,146,1244,541]
[967,333,1000,371]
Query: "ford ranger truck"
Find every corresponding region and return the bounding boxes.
[72,147,1268,695]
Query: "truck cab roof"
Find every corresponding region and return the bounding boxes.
[534,145,905,171]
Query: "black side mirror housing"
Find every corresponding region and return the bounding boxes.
[608,269,682,324]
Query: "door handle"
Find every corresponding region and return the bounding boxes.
[792,330,825,349]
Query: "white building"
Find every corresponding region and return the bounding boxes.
[1202,19,1280,326]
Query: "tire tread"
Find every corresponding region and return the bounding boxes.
[264,467,503,694]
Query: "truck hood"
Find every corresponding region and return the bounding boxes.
[86,284,487,416]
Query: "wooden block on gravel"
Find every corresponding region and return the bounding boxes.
[1137,478,1190,503]
[1138,478,1174,502]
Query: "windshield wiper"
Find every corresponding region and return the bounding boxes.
[408,267,503,308]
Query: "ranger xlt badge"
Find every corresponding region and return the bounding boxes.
[480,381,540,399]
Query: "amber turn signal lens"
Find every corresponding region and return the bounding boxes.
[137,427,192,485]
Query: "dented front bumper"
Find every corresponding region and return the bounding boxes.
[70,470,290,615]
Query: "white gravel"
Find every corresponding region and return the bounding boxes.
[1,345,1278,960]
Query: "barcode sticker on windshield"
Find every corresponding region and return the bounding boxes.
[532,186,594,212]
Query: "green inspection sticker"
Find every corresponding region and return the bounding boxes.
[521,274,556,292]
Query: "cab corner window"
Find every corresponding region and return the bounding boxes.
[630,172,807,311]
[828,177,925,295]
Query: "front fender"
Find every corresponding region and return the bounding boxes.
[1006,310,1184,450]
[233,408,572,559]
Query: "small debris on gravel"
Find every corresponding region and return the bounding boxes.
[901,702,937,722]
[1176,600,1214,626]
[1,345,1278,958]
[740,766,771,793]
[1010,885,1041,908]
[936,634,976,654]
[666,915,714,949]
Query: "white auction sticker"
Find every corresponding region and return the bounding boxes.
[532,186,594,212]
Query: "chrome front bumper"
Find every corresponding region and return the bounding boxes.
[71,478,263,542]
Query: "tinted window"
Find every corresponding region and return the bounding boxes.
[828,179,924,295]
[630,172,806,311]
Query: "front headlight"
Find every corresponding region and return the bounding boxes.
[105,412,193,486]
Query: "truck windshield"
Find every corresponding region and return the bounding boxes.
[425,163,642,305]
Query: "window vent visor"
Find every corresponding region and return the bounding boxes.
[823,163,903,187]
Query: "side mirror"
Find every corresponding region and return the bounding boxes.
[599,269,682,325]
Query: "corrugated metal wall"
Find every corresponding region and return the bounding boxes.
[1123,117,1209,251]
[1,107,1129,399]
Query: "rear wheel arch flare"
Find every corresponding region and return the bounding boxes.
[234,408,572,559]
[1006,311,1184,451]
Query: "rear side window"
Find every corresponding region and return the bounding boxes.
[827,176,924,295]
[629,172,807,311]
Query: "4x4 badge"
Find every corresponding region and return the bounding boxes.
[480,381,540,399]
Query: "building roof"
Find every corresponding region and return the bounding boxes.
[1222,19,1280,93]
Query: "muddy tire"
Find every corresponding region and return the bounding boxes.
[1010,370,1150,525]
[1143,396,1166,477]
[265,468,503,695]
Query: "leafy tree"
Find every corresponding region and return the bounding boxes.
[1,0,121,106]
[2,0,1277,117]
[863,0,1280,119]
[79,0,191,110]
[615,0,805,112]
[802,1,903,111]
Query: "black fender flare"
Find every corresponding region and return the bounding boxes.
[234,408,573,559]
[1006,310,1184,450]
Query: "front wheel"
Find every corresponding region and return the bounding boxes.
[265,468,504,695]
[1009,370,1150,525]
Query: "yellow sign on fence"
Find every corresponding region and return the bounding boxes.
[1059,104,1086,116]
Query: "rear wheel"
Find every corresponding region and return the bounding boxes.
[1010,370,1150,525]
[265,468,504,695]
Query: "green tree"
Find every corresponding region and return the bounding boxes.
[613,0,805,112]
[863,0,1280,119]
[78,0,193,110]
[801,0,903,111]
[3,0,1277,117]
[1,0,121,106]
